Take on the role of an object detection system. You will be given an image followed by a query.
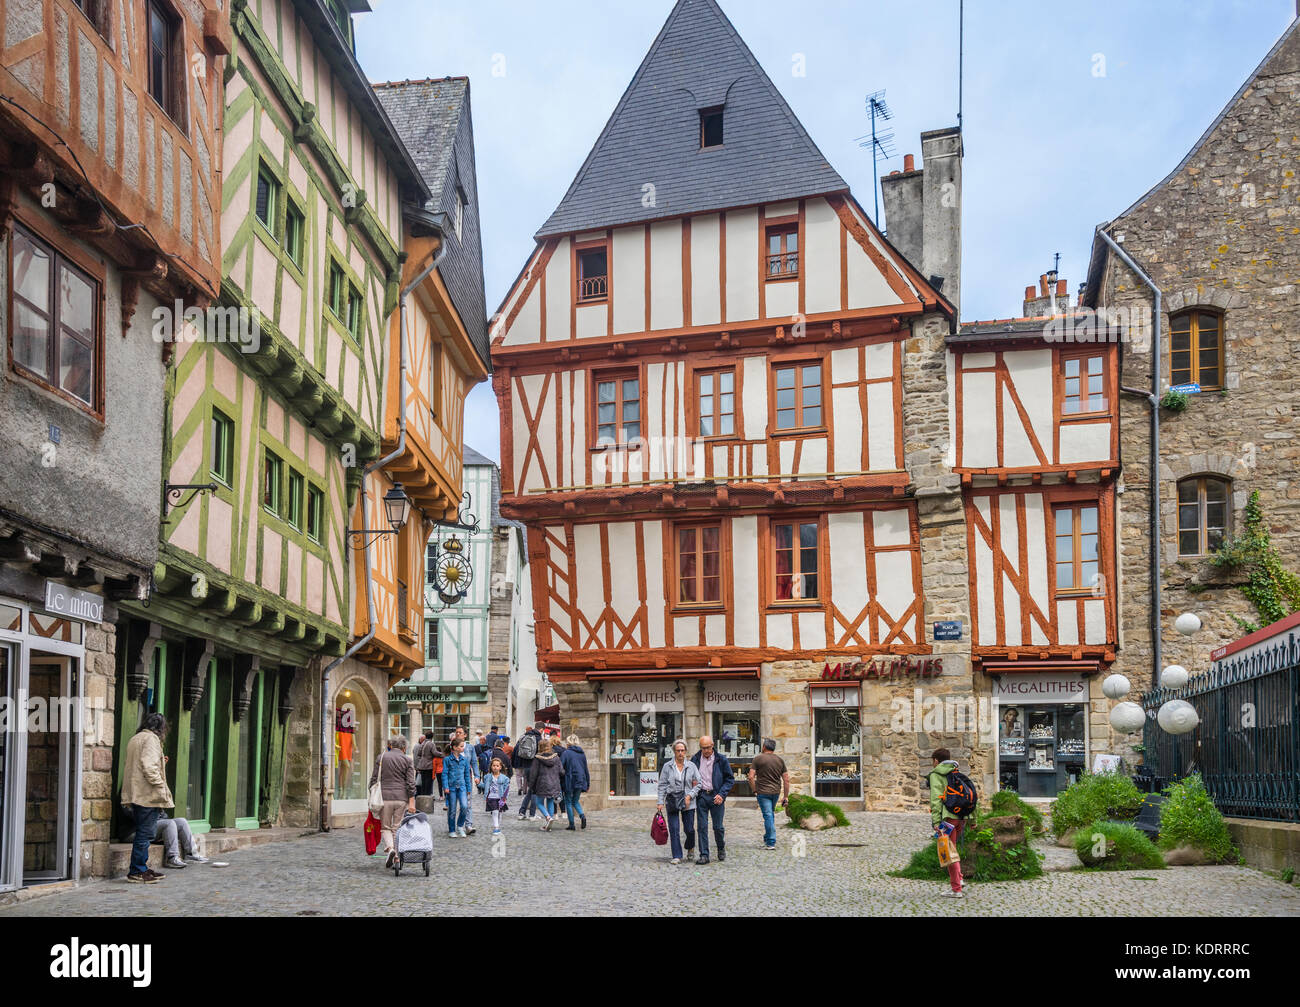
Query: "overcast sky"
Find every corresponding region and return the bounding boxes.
[356,0,1297,463]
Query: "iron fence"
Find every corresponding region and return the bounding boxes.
[1140,632,1300,822]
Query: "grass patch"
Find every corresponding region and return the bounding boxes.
[989,789,1045,834]
[890,813,1043,883]
[1050,772,1143,836]
[1158,774,1238,864]
[1074,821,1166,870]
[783,793,848,828]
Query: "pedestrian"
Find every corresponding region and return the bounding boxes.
[476,732,492,790]
[152,812,210,869]
[490,734,511,778]
[369,735,416,869]
[526,735,565,831]
[513,725,541,818]
[747,738,789,851]
[414,733,435,797]
[927,748,970,899]
[432,740,446,802]
[119,712,174,884]
[443,737,475,838]
[452,727,481,828]
[485,724,500,751]
[559,736,590,830]
[689,734,734,864]
[656,739,702,865]
[484,757,512,835]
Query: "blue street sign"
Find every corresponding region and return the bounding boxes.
[1169,382,1201,394]
[933,620,962,641]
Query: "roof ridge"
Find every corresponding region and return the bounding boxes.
[372,76,470,89]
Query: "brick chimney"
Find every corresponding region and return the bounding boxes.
[1022,276,1069,317]
[880,126,963,315]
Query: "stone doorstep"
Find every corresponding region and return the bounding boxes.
[0,879,78,908]
[107,827,317,878]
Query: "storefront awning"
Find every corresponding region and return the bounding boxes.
[980,660,1101,675]
[586,667,760,681]
[534,704,560,723]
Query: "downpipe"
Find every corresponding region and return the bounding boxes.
[1096,227,1164,683]
[317,241,446,831]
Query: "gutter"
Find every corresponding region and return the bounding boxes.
[1095,226,1164,683]
[317,236,446,831]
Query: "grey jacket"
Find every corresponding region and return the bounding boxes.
[413,740,436,772]
[657,758,702,808]
[370,750,416,802]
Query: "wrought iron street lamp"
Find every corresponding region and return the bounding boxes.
[348,482,411,549]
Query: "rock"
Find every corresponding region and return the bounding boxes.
[1055,827,1078,848]
[1163,845,1212,866]
[800,813,830,831]
[983,814,1027,848]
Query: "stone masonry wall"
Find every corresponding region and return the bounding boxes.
[80,618,117,878]
[483,527,514,738]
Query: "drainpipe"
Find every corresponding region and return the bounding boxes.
[317,239,445,831]
[1095,227,1163,684]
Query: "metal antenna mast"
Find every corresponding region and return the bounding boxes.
[856,90,895,228]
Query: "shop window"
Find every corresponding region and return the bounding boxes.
[772,520,819,602]
[576,244,608,303]
[594,373,641,447]
[1169,310,1222,390]
[772,361,822,431]
[147,0,186,131]
[813,705,861,798]
[712,711,760,798]
[1061,352,1107,415]
[210,409,234,486]
[696,367,736,437]
[9,223,101,412]
[1177,476,1230,557]
[998,703,1086,798]
[609,711,682,797]
[699,106,723,148]
[306,485,323,543]
[334,687,369,803]
[262,449,284,516]
[765,224,799,279]
[1053,504,1100,594]
[676,523,722,607]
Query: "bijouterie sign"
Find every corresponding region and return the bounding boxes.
[821,658,944,680]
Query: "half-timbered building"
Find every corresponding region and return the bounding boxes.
[1,0,226,889]
[492,0,978,808]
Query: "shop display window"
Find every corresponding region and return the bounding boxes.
[813,707,861,798]
[997,703,1087,798]
[609,712,682,797]
[712,712,760,797]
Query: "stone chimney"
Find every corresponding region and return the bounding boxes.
[880,126,963,314]
[1022,275,1069,317]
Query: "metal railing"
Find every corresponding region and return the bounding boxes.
[766,252,798,278]
[577,275,607,301]
[1140,632,1300,822]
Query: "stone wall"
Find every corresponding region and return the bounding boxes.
[482,527,515,738]
[1101,23,1299,756]
[280,655,322,830]
[79,618,117,878]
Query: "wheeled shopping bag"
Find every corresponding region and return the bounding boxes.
[393,811,434,876]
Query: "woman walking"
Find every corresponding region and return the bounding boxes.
[369,735,416,868]
[656,740,702,865]
[484,757,511,835]
[526,736,565,831]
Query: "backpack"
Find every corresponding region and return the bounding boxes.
[941,770,979,818]
[515,732,538,761]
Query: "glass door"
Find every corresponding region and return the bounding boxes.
[24,654,81,883]
[0,639,17,892]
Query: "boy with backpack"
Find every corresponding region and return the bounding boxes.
[926,748,978,899]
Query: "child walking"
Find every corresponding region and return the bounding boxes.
[485,757,511,835]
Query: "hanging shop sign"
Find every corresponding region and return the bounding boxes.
[43,581,103,623]
[703,681,761,711]
[810,685,861,708]
[992,674,1088,704]
[597,682,685,713]
[820,657,943,681]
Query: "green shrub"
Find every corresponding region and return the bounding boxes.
[989,789,1045,834]
[783,793,848,828]
[1158,775,1238,863]
[1074,821,1166,870]
[891,818,1043,882]
[1050,772,1143,836]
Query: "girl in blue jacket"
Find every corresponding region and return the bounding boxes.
[484,757,512,835]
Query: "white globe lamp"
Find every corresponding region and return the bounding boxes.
[1109,702,1146,734]
[1102,674,1131,700]
[1160,665,1190,690]
[1173,612,1202,637]
[1157,699,1199,735]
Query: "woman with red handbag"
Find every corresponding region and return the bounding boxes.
[655,740,702,865]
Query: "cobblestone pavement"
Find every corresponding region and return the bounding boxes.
[5,806,1298,916]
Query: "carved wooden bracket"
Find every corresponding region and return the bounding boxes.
[125,621,163,702]
[277,666,299,724]
[182,637,215,712]
[232,654,261,722]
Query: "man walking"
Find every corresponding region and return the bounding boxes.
[689,735,734,863]
[747,739,789,851]
[559,736,590,830]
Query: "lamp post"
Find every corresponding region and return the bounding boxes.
[347,482,411,549]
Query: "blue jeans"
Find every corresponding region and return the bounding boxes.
[130,806,162,875]
[519,789,537,817]
[696,795,725,856]
[665,799,696,860]
[564,789,585,826]
[534,796,555,819]
[446,788,468,834]
[756,794,779,848]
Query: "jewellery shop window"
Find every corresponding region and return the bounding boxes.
[812,687,862,799]
[608,711,682,798]
[997,703,1086,799]
[712,712,760,797]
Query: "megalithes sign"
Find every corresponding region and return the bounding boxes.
[821,658,943,680]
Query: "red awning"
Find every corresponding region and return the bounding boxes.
[585,667,760,681]
[533,704,559,723]
[980,659,1101,675]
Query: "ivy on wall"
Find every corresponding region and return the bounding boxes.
[1211,490,1300,632]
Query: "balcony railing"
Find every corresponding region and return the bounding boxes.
[767,253,799,279]
[578,275,608,302]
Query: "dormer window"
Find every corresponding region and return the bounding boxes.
[576,243,608,303]
[700,106,724,149]
[454,186,466,241]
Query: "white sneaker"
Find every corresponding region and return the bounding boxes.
[455,828,467,838]
[464,825,476,835]
[670,858,682,865]
[492,828,502,836]
[186,853,210,864]
[941,889,965,898]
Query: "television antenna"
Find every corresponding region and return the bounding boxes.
[855,90,896,228]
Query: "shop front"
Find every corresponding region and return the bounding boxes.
[704,680,762,797]
[387,684,487,747]
[601,680,685,798]
[810,683,863,800]
[991,672,1090,798]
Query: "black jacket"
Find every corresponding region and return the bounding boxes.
[512,729,542,770]
[526,751,565,799]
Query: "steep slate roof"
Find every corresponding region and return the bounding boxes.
[374,78,491,368]
[535,0,848,238]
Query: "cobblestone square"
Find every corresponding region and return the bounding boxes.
[4,807,1297,917]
